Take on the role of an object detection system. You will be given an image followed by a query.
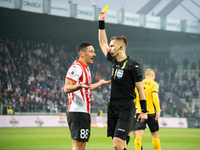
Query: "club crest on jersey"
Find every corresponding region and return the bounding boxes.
[117,70,123,79]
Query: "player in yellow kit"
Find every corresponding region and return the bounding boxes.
[127,88,143,150]
[134,68,161,150]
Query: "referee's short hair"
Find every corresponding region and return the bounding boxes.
[77,42,93,55]
[110,36,128,47]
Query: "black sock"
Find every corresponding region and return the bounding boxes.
[126,135,130,145]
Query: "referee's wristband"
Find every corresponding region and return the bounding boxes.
[99,20,105,29]
[140,100,148,113]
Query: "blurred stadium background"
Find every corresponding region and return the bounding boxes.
[0,0,200,128]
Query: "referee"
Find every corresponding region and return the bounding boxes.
[98,12,148,150]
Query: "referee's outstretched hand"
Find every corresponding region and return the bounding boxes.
[99,12,106,21]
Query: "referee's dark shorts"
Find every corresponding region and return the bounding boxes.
[107,99,136,140]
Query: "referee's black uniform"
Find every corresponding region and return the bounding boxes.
[107,52,143,140]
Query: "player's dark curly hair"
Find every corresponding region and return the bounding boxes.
[77,42,93,55]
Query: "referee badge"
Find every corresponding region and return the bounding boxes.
[117,70,123,79]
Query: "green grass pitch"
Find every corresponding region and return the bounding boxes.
[0,127,200,150]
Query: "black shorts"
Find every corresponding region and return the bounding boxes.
[130,113,139,131]
[67,112,91,142]
[107,100,136,140]
[136,113,159,133]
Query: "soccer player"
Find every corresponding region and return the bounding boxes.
[98,12,148,150]
[134,68,161,150]
[64,42,111,150]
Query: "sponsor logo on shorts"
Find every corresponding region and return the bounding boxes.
[117,128,125,132]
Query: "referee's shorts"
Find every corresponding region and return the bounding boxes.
[107,99,136,140]
[130,113,138,131]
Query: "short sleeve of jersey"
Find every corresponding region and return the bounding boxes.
[66,65,82,83]
[153,82,159,93]
[129,63,143,82]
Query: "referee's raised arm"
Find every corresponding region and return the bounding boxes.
[98,12,109,57]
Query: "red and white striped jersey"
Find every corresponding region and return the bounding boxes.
[66,60,91,114]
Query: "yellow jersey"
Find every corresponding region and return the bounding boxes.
[134,79,161,114]
[134,88,141,113]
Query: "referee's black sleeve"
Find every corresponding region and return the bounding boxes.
[130,64,143,82]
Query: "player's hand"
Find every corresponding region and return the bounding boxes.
[137,112,147,122]
[79,82,90,89]
[99,79,111,85]
[155,112,160,121]
[99,12,106,21]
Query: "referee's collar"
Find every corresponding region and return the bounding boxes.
[115,56,129,63]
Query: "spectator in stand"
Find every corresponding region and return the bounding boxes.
[166,103,172,115]
[34,84,41,95]
[170,69,175,83]
[172,101,177,117]
[19,96,24,112]
[189,78,195,90]
[191,62,196,70]
[183,106,189,117]
[161,101,166,117]
[23,97,28,112]
[46,99,51,112]
[155,72,160,83]
[102,86,108,100]
[54,101,58,113]
[195,105,199,117]
[15,85,21,97]
[30,100,35,112]
[168,96,173,105]
[7,80,12,92]
[59,99,64,112]
[29,73,35,84]
[192,87,199,99]
[50,100,54,113]
[163,71,169,84]
[38,99,43,112]
[185,89,191,102]
[42,97,47,112]
[183,57,189,69]
[42,86,48,98]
